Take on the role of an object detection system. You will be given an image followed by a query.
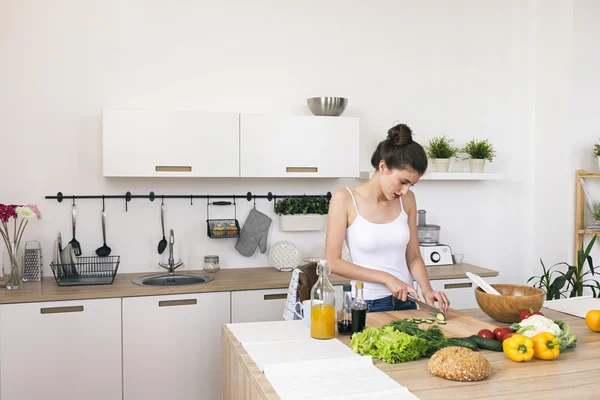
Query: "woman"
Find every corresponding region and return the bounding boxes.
[325,123,450,313]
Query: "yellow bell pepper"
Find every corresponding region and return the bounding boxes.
[532,332,561,360]
[503,333,534,362]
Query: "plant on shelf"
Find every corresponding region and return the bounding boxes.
[425,135,458,173]
[529,235,600,299]
[275,196,329,232]
[462,139,496,173]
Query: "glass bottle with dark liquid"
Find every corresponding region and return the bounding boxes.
[351,282,367,335]
[337,283,352,335]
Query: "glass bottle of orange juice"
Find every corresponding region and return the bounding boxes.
[310,259,336,339]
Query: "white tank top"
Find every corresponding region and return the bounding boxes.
[344,187,413,300]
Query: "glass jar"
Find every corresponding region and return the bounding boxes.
[225,223,238,236]
[310,259,336,340]
[212,223,225,237]
[203,255,220,273]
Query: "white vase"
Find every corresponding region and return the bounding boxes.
[597,157,600,172]
[469,159,486,173]
[278,214,327,232]
[433,159,450,172]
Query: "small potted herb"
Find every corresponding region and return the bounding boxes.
[275,196,329,231]
[425,136,458,172]
[593,140,600,171]
[462,139,496,173]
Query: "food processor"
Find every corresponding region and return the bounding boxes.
[417,210,453,266]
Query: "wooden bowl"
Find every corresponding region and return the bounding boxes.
[474,284,545,323]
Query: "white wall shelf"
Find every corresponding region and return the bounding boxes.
[359,171,504,181]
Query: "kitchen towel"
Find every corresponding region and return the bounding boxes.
[235,208,272,257]
[263,356,420,400]
[283,268,302,321]
[243,338,357,371]
[226,320,310,345]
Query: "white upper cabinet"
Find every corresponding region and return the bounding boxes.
[240,114,360,178]
[103,109,240,177]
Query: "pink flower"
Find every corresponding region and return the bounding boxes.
[26,204,42,220]
[0,204,17,223]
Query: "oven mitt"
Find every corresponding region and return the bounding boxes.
[235,208,272,257]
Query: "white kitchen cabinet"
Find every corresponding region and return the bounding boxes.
[240,114,359,178]
[122,292,230,400]
[418,277,497,310]
[0,298,122,400]
[103,109,240,177]
[231,286,344,323]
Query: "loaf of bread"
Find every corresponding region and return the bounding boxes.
[428,346,492,381]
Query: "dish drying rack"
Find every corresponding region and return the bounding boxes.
[50,255,120,286]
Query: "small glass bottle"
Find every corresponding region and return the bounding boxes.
[351,282,367,335]
[310,259,336,340]
[337,283,352,335]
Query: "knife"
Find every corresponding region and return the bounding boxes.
[407,293,446,319]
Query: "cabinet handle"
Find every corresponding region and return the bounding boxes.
[264,293,287,301]
[158,299,197,307]
[444,282,473,290]
[40,306,84,314]
[286,167,318,173]
[155,166,192,172]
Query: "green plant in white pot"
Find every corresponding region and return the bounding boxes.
[275,196,329,232]
[593,141,600,171]
[425,136,458,172]
[462,139,496,173]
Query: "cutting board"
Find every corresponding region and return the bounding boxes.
[543,296,600,318]
[366,308,501,337]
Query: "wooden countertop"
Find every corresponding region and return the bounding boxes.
[0,263,497,305]
[222,307,600,399]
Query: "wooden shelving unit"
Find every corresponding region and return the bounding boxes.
[575,169,600,264]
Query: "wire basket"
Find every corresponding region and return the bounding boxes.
[50,255,120,286]
[206,200,240,239]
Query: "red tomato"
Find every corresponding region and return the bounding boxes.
[493,327,512,342]
[477,329,495,340]
[501,332,516,342]
[519,310,533,321]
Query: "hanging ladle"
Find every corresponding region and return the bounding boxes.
[157,200,167,254]
[96,198,112,257]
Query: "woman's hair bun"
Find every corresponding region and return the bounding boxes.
[387,123,413,146]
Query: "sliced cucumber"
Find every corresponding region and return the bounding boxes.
[404,318,414,323]
[413,318,423,324]
[425,318,435,324]
[436,312,446,322]
[438,320,447,325]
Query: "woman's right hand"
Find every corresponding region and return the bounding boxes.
[384,276,420,302]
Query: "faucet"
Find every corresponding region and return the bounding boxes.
[159,229,184,274]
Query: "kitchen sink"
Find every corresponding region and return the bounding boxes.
[132,273,215,287]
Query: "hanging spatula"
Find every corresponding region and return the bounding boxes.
[69,204,82,256]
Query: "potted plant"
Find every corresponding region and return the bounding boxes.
[593,140,600,171]
[529,235,600,299]
[462,139,496,173]
[425,136,458,172]
[275,196,329,232]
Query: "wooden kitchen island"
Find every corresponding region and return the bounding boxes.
[222,308,600,399]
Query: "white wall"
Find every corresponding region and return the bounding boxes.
[0,0,540,280]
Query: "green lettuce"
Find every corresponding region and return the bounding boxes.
[350,326,428,363]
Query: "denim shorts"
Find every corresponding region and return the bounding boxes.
[365,296,417,313]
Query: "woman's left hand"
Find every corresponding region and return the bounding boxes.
[422,290,450,314]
